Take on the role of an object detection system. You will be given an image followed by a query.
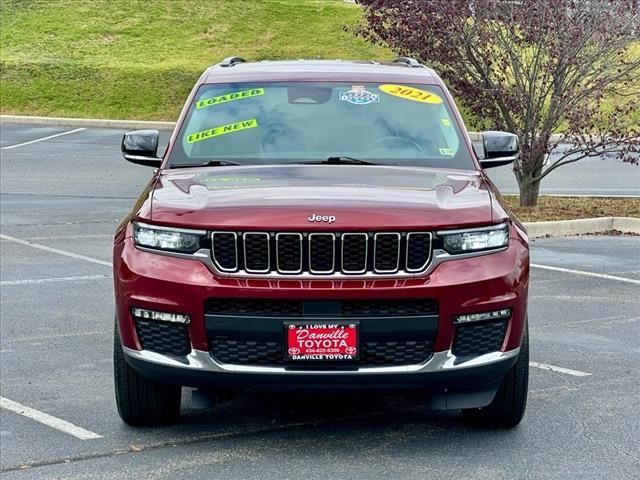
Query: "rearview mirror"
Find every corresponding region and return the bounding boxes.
[480,131,519,169]
[121,130,161,167]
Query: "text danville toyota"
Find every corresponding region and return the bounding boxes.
[114,57,529,428]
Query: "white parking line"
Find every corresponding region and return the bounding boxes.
[0,128,86,150]
[0,397,102,440]
[531,263,640,285]
[0,234,111,267]
[529,362,592,377]
[0,274,112,286]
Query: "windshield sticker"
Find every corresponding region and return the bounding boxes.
[186,119,258,144]
[439,147,455,156]
[441,118,452,127]
[339,85,380,105]
[378,84,443,104]
[196,88,264,109]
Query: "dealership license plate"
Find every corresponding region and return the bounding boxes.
[286,322,359,361]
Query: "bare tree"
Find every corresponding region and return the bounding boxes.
[356,0,639,206]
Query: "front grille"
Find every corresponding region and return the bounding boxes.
[210,338,433,367]
[340,299,438,317]
[205,299,438,317]
[452,320,507,357]
[134,319,190,356]
[206,299,438,368]
[210,230,433,276]
[206,299,304,316]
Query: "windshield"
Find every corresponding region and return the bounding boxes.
[168,82,475,169]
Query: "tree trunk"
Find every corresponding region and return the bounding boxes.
[514,139,548,207]
[518,177,541,207]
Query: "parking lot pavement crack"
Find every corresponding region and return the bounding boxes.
[609,444,640,463]
[0,409,394,474]
[0,422,318,473]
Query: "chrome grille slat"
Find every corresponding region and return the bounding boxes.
[373,233,401,273]
[341,233,368,274]
[309,233,335,274]
[243,232,270,273]
[276,233,303,273]
[406,232,433,272]
[210,231,432,277]
[211,232,238,272]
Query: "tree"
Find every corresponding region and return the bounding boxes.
[356,0,640,206]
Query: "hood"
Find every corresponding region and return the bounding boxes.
[147,165,494,230]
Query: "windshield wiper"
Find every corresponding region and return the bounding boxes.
[288,156,377,165]
[324,156,375,165]
[169,160,242,169]
[201,159,241,167]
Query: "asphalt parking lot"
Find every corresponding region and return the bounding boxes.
[1,124,639,479]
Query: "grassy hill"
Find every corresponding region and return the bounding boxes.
[1,0,636,128]
[0,0,390,120]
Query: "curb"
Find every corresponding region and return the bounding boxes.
[523,217,640,239]
[1,115,563,141]
[0,115,175,131]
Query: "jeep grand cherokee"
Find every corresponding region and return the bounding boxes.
[113,57,529,428]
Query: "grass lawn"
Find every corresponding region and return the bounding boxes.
[0,0,390,120]
[1,0,636,129]
[504,196,640,222]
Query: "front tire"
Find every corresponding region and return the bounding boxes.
[463,322,529,428]
[114,324,181,426]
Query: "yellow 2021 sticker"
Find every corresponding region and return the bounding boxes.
[378,84,443,104]
[186,119,258,144]
[196,88,264,109]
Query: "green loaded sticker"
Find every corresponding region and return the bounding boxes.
[186,119,258,144]
[196,88,264,109]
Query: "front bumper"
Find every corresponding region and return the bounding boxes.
[123,347,520,408]
[114,224,529,405]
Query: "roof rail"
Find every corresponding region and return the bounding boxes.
[219,56,247,68]
[393,57,422,68]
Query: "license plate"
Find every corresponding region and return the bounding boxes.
[285,322,359,361]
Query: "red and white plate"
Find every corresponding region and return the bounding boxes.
[286,322,359,361]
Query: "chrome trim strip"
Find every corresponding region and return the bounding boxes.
[341,233,368,274]
[134,221,207,236]
[436,222,508,236]
[123,347,520,376]
[133,245,508,279]
[275,233,303,274]
[405,232,433,273]
[373,232,400,274]
[308,233,336,274]
[211,231,238,272]
[243,232,270,274]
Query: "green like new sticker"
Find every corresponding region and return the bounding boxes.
[186,119,258,144]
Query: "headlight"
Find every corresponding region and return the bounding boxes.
[438,222,509,254]
[133,222,204,253]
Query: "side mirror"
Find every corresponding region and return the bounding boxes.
[121,130,161,167]
[480,131,519,169]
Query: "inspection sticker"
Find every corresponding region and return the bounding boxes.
[339,85,380,105]
[379,84,443,104]
[186,119,258,144]
[196,88,264,109]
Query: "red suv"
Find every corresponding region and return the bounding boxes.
[113,57,529,428]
